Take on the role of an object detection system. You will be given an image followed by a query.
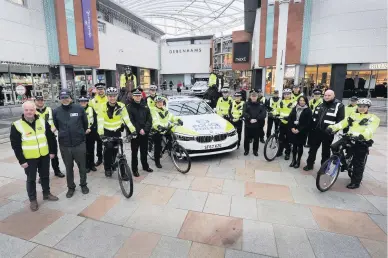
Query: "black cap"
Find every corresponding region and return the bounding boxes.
[234,92,242,97]
[350,96,358,101]
[59,89,71,99]
[274,90,279,94]
[34,93,44,100]
[131,88,142,96]
[293,85,301,88]
[95,83,106,89]
[257,89,263,93]
[313,89,322,94]
[250,89,259,95]
[78,96,89,102]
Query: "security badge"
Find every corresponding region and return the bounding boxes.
[70,113,79,117]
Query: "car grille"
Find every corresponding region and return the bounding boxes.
[214,133,228,142]
[196,133,228,143]
[196,136,213,143]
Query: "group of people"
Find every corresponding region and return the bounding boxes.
[10,82,182,211]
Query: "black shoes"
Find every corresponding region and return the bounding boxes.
[95,159,103,167]
[54,171,65,178]
[260,138,265,144]
[244,151,249,156]
[303,165,313,171]
[253,152,258,157]
[294,161,300,168]
[66,189,75,198]
[346,183,360,189]
[90,166,97,172]
[285,154,290,160]
[43,193,59,201]
[289,159,296,167]
[86,169,90,174]
[144,167,154,173]
[30,200,39,211]
[81,186,89,194]
[105,169,112,177]
[155,163,162,169]
[132,170,140,177]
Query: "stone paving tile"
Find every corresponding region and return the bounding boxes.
[292,174,318,187]
[179,211,243,249]
[0,200,25,221]
[169,174,195,189]
[359,238,388,258]
[189,242,225,258]
[235,168,255,182]
[30,214,85,247]
[363,180,388,197]
[24,245,76,258]
[306,229,371,258]
[150,236,192,258]
[116,182,146,198]
[141,172,176,187]
[114,230,161,258]
[188,164,209,177]
[225,249,271,258]
[364,195,387,215]
[207,166,236,179]
[100,199,140,226]
[310,206,387,241]
[190,177,224,193]
[222,179,245,197]
[219,159,246,169]
[41,191,98,215]
[0,207,63,240]
[245,182,294,202]
[273,224,315,258]
[0,232,37,258]
[369,214,387,234]
[0,162,26,180]
[55,219,132,258]
[203,193,231,216]
[329,178,373,195]
[167,189,208,211]
[0,177,15,188]
[0,198,10,208]
[125,204,188,237]
[230,196,258,220]
[246,160,282,172]
[255,170,298,187]
[87,177,119,196]
[242,219,277,257]
[79,195,121,220]
[0,182,25,199]
[135,185,175,205]
[257,199,318,229]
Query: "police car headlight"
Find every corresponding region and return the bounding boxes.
[227,129,237,137]
[175,133,195,141]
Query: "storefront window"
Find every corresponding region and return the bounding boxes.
[344,69,387,98]
[140,68,150,89]
[304,65,331,87]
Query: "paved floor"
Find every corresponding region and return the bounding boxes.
[0,128,386,258]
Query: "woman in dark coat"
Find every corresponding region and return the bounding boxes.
[288,96,312,168]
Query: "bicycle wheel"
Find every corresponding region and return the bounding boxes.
[118,160,134,198]
[316,155,341,192]
[147,138,155,161]
[264,135,279,161]
[170,144,191,173]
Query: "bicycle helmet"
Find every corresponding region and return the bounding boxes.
[106,87,118,95]
[155,95,164,102]
[149,85,157,90]
[283,88,292,94]
[356,98,371,107]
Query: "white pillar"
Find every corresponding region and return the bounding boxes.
[294,65,300,85]
[274,0,290,93]
[92,68,97,85]
[59,65,67,89]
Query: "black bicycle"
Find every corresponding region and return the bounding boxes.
[316,134,370,192]
[264,116,281,161]
[102,135,134,198]
[147,124,191,173]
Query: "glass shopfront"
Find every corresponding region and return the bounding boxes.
[140,68,151,90]
[344,68,387,98]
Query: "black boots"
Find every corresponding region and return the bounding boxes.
[346,182,360,189]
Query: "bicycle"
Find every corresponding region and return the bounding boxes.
[147,123,191,173]
[102,135,135,198]
[316,134,371,192]
[264,116,281,161]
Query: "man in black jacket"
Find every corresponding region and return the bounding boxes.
[243,89,267,156]
[303,90,345,171]
[53,89,89,198]
[127,89,153,174]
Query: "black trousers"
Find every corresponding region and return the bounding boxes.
[292,143,304,161]
[103,130,121,171]
[25,155,50,201]
[153,133,172,164]
[267,117,279,138]
[306,129,334,167]
[244,126,259,153]
[278,123,291,155]
[50,137,60,172]
[259,119,265,140]
[95,135,103,162]
[232,120,243,146]
[86,131,96,169]
[131,134,150,171]
[60,142,87,189]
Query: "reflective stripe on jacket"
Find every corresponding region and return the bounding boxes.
[230,100,245,122]
[97,102,135,135]
[309,98,323,112]
[275,99,295,124]
[89,95,108,115]
[216,97,232,116]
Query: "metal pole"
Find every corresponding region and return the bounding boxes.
[59,65,67,89]
[92,68,97,86]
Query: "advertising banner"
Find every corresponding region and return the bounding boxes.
[64,0,77,55]
[233,42,250,63]
[81,0,94,49]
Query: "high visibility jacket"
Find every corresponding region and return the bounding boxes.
[345,104,357,117]
[291,92,303,103]
[309,98,323,112]
[329,112,380,140]
[258,96,266,104]
[120,74,137,88]
[85,105,94,129]
[13,118,49,159]
[89,95,108,115]
[151,107,178,133]
[275,99,295,124]
[230,100,245,122]
[216,96,232,116]
[36,106,55,130]
[97,102,135,135]
[267,97,280,114]
[208,73,217,87]
[147,95,156,109]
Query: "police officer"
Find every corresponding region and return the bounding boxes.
[216,87,232,120]
[291,85,303,103]
[229,91,245,149]
[305,88,323,147]
[34,94,64,178]
[10,101,59,211]
[243,89,267,156]
[128,88,153,174]
[98,87,136,177]
[275,88,295,160]
[257,89,266,143]
[208,69,218,88]
[266,90,280,138]
[327,98,380,189]
[89,83,107,166]
[147,84,158,109]
[79,96,97,173]
[303,90,345,171]
[120,66,137,89]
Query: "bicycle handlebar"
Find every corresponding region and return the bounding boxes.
[101,135,136,143]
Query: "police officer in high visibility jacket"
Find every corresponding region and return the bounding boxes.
[266,90,280,138]
[147,84,158,109]
[216,87,232,120]
[151,96,183,168]
[89,83,107,166]
[345,96,358,117]
[98,87,136,177]
[35,94,64,178]
[274,88,295,160]
[305,88,323,148]
[291,85,303,103]
[79,96,97,173]
[120,66,137,89]
[229,91,245,149]
[10,101,59,211]
[257,89,266,143]
[327,98,380,189]
[208,70,218,87]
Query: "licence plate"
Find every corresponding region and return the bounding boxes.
[204,144,222,150]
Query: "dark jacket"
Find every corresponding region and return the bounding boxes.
[53,103,88,147]
[10,114,56,164]
[243,100,267,128]
[312,99,345,131]
[288,106,312,145]
[127,100,152,134]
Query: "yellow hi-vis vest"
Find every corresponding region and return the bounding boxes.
[216,96,232,116]
[13,118,49,159]
[268,97,280,114]
[345,104,357,117]
[208,73,217,87]
[89,95,108,115]
[85,106,94,129]
[36,106,55,130]
[291,92,303,103]
[151,107,179,133]
[97,102,135,135]
[275,99,295,124]
[309,98,323,112]
[230,100,245,122]
[120,74,137,88]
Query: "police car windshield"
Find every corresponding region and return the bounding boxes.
[169,100,213,116]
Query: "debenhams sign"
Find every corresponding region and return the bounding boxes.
[169,48,202,54]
